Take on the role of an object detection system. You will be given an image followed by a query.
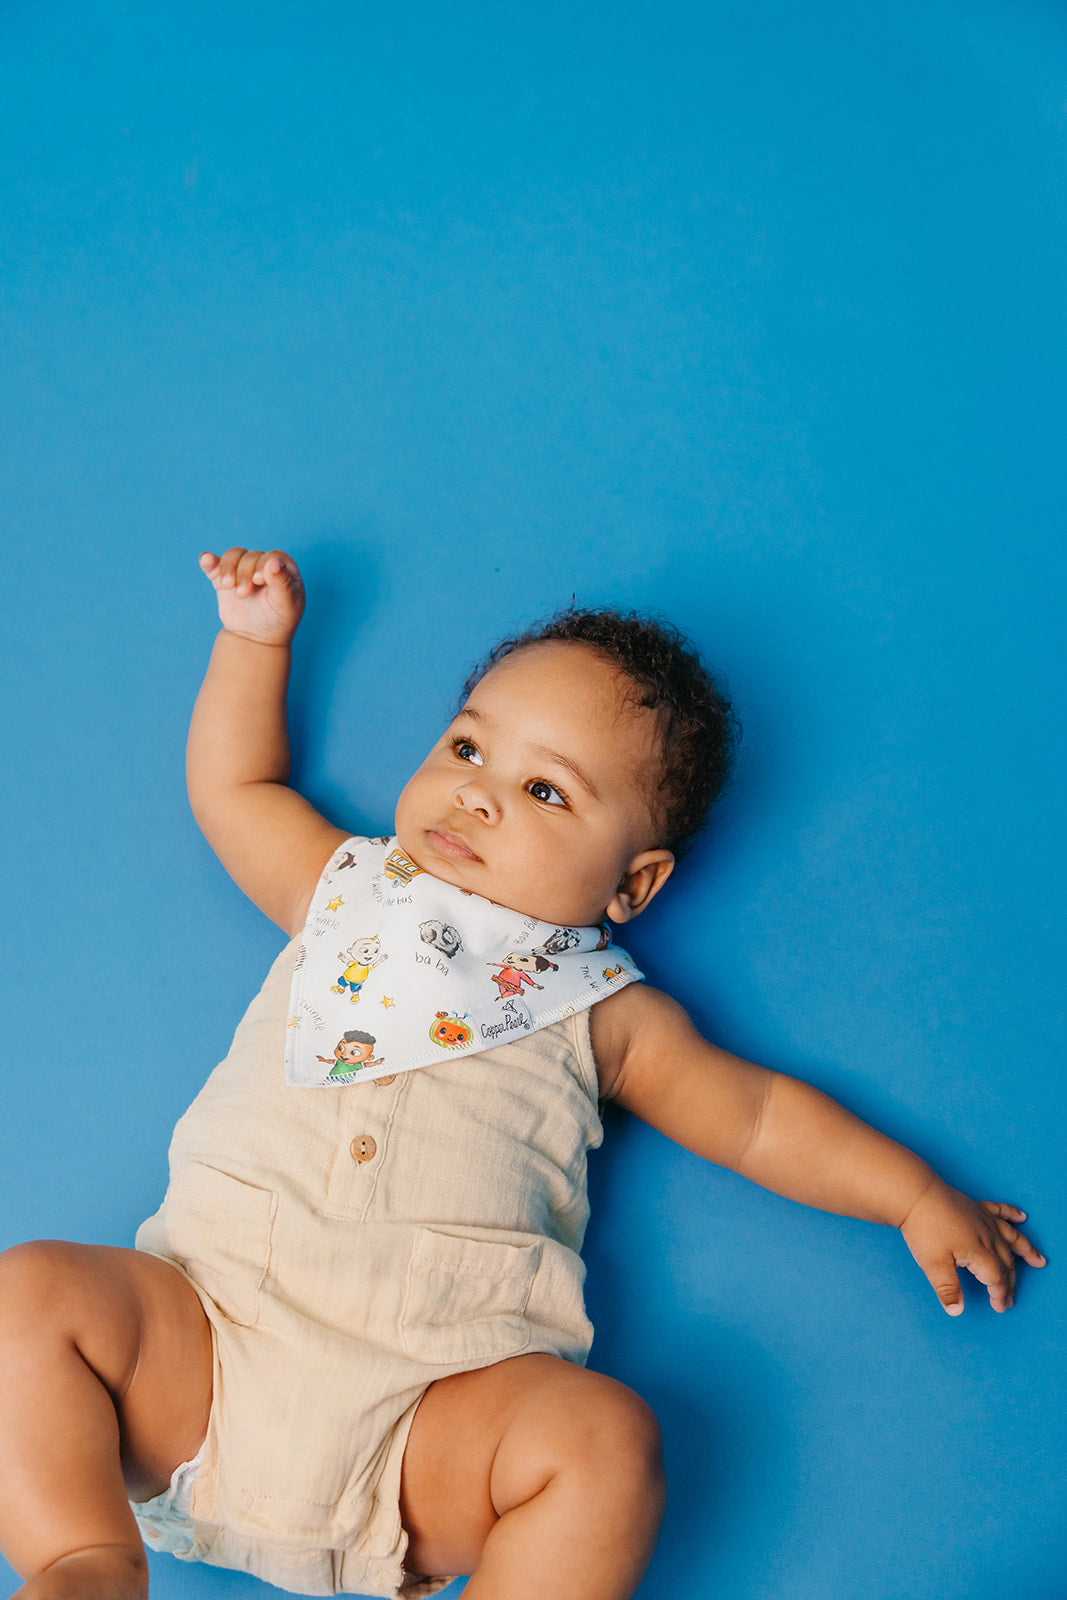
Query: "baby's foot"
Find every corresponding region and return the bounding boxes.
[12,1545,148,1600]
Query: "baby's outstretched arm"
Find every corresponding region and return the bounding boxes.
[593,985,1046,1315]
[189,548,347,932]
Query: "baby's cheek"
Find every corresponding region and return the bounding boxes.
[394,769,427,834]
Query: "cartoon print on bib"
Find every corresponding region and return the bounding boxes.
[383,847,421,887]
[488,951,557,1000]
[429,1012,474,1050]
[285,836,644,1087]
[420,920,463,958]
[331,935,388,1003]
[317,1030,384,1079]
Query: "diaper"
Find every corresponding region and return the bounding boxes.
[131,1444,205,1558]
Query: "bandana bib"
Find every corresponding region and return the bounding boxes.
[285,836,644,1087]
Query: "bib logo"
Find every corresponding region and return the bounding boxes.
[429,1011,473,1050]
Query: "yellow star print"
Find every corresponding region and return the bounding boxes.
[326,895,343,912]
[379,995,396,1009]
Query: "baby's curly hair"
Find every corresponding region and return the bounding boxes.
[463,607,740,856]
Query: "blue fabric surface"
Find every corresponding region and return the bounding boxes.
[2,3,1063,1596]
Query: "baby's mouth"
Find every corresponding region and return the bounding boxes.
[427,827,482,863]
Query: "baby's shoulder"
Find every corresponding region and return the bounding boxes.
[588,981,686,1098]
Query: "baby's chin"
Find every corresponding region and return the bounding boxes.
[393,826,615,927]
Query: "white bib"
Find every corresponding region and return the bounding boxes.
[285,836,644,1086]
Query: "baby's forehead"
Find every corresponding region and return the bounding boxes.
[462,641,665,793]
[469,641,648,723]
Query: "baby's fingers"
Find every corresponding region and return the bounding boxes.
[964,1241,1016,1313]
[199,547,255,590]
[259,549,304,595]
[231,548,267,595]
[980,1203,1047,1269]
[923,1257,967,1317]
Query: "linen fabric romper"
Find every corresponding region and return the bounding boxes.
[134,934,605,1598]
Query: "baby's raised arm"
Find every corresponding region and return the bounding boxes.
[592,984,1046,1315]
[188,548,347,933]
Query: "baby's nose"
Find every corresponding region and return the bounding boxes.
[453,779,501,823]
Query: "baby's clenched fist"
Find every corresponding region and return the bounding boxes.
[200,547,306,646]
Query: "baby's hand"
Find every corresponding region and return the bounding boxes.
[899,1180,1046,1315]
[200,547,305,646]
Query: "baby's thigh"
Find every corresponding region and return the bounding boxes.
[399,1352,663,1581]
[0,1240,212,1499]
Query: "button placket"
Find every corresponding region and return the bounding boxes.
[321,1073,408,1221]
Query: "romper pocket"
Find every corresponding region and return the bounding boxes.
[400,1228,541,1365]
[162,1162,277,1328]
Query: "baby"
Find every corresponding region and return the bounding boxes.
[0,548,1045,1600]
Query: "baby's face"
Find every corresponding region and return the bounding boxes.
[395,642,673,927]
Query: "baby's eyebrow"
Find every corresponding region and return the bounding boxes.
[528,743,600,801]
[454,706,600,801]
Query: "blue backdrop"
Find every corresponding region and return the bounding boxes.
[2,3,1063,1597]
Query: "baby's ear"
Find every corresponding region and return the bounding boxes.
[606,850,674,923]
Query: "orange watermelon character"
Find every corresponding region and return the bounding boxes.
[429,1011,473,1050]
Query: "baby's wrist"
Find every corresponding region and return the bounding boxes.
[218,624,295,650]
[896,1170,950,1232]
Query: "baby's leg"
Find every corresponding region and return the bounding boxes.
[400,1354,666,1600]
[0,1242,212,1600]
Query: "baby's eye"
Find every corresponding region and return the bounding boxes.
[452,738,483,766]
[528,779,567,807]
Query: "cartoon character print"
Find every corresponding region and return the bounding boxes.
[487,950,558,1001]
[429,1011,474,1049]
[333,839,389,873]
[331,934,388,1002]
[383,847,421,886]
[534,928,581,958]
[595,925,612,951]
[317,1029,384,1077]
[419,919,463,958]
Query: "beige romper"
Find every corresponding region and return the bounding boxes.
[134,935,604,1598]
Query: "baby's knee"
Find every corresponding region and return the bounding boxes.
[0,1241,79,1334]
[0,1241,136,1356]
[566,1379,665,1495]
[497,1367,665,1520]
[0,1240,153,1410]
[508,1375,666,1566]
